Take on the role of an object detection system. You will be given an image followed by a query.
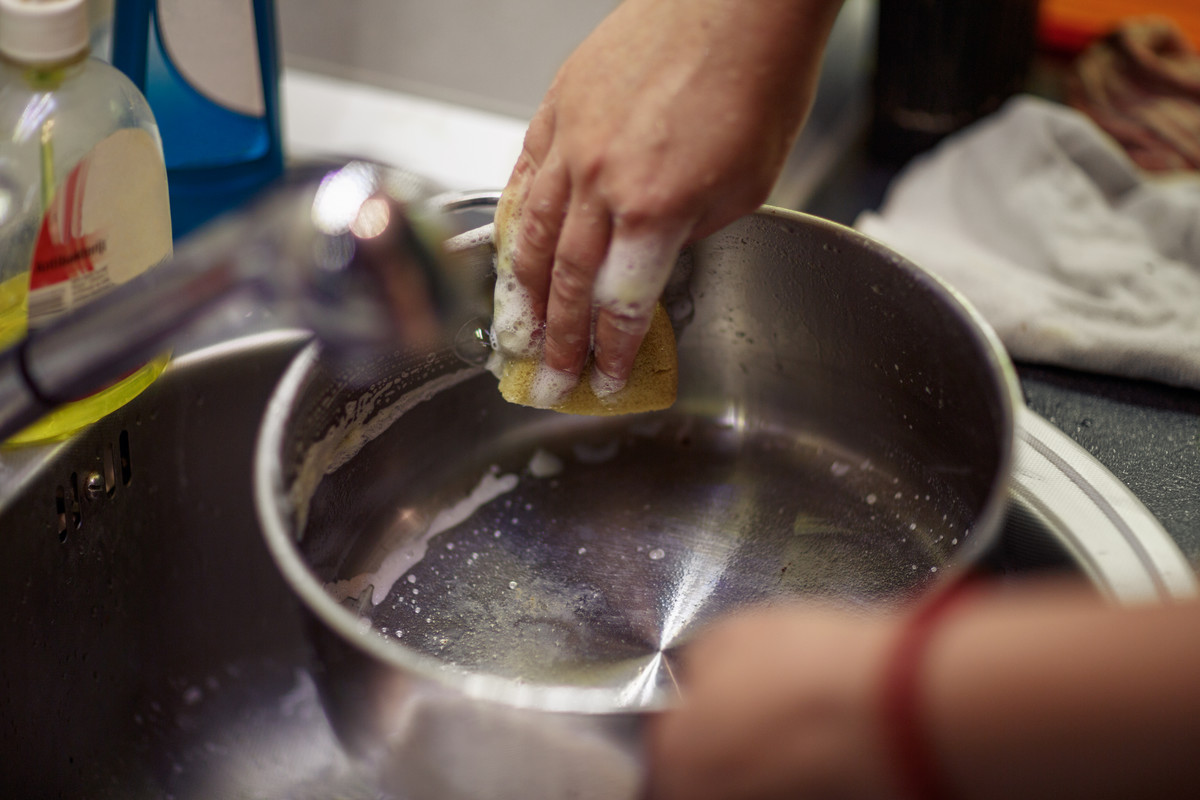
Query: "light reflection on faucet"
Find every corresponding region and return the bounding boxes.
[0,160,479,443]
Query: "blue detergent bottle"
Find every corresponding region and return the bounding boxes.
[111,0,284,239]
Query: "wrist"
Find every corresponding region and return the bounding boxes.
[877,578,986,800]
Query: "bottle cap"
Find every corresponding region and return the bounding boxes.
[0,0,89,64]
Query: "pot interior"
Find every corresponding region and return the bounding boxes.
[260,204,1016,710]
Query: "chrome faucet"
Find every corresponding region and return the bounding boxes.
[0,161,486,442]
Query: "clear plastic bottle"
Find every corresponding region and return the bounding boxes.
[0,0,172,446]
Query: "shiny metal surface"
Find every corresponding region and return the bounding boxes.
[0,320,1191,798]
[271,350,991,697]
[0,160,465,441]
[253,198,1019,794]
[2,194,1190,799]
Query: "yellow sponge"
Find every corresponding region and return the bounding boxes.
[497,303,678,416]
[490,170,679,416]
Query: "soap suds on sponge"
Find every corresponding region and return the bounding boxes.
[488,179,679,416]
[497,303,678,416]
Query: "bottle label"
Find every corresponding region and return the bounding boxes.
[28,128,172,328]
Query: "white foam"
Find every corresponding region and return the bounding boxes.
[484,348,506,379]
[527,448,564,478]
[529,363,577,408]
[324,572,376,606]
[491,275,540,358]
[589,365,626,399]
[594,228,688,319]
[289,364,479,534]
[491,207,542,359]
[366,468,520,605]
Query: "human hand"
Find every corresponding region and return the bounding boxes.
[646,580,1200,800]
[496,0,843,402]
[644,605,899,800]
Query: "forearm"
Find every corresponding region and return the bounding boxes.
[923,582,1200,800]
[571,0,848,218]
[499,0,847,393]
[690,0,847,198]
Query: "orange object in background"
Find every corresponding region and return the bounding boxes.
[1040,0,1200,53]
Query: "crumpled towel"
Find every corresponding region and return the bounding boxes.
[855,95,1200,391]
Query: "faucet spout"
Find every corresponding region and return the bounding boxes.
[0,161,476,444]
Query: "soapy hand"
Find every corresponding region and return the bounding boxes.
[498,0,844,402]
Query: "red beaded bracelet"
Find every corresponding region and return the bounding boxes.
[879,576,984,800]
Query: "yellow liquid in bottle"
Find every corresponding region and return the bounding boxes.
[0,272,28,346]
[0,272,169,447]
[1,55,174,448]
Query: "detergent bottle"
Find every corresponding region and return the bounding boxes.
[0,0,173,445]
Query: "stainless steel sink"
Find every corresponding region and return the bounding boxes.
[0,328,380,798]
[1,205,1194,797]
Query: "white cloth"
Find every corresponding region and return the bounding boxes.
[856,95,1200,390]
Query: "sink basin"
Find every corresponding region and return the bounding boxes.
[1,302,1193,798]
[0,329,382,798]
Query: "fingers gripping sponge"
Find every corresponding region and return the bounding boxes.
[497,303,679,416]
[490,181,678,416]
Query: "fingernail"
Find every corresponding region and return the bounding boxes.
[529,363,578,408]
[590,365,627,399]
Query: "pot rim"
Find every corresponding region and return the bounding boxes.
[253,200,1020,715]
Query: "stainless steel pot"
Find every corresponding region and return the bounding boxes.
[254,194,1019,798]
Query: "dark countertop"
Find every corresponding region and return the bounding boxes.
[1017,365,1200,565]
[803,140,1200,572]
